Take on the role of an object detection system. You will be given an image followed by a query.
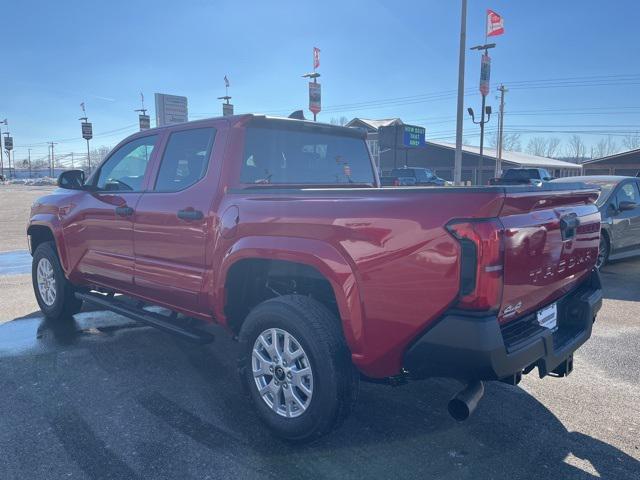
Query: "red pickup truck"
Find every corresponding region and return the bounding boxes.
[28,115,603,441]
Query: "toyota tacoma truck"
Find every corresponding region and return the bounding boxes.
[28,115,603,441]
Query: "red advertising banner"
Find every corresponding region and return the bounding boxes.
[309,82,321,115]
[479,54,491,96]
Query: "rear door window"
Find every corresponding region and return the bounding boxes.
[241,125,374,185]
[154,127,216,192]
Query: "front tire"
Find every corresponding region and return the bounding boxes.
[32,241,83,321]
[238,295,359,442]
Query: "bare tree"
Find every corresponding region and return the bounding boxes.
[591,136,618,159]
[489,132,521,151]
[526,137,548,156]
[622,132,640,151]
[545,137,561,158]
[330,116,349,126]
[565,135,587,161]
[503,133,521,152]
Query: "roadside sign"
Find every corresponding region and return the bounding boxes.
[379,124,426,149]
[154,93,188,126]
[139,114,151,130]
[309,82,321,115]
[3,136,13,151]
[480,54,491,97]
[81,122,93,140]
[222,103,234,116]
[402,125,426,147]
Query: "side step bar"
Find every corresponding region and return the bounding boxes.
[76,292,215,344]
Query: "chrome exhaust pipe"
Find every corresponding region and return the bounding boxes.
[448,380,484,421]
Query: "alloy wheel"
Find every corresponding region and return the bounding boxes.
[252,327,314,418]
[36,257,57,306]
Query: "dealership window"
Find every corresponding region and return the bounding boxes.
[614,168,640,176]
[154,127,216,192]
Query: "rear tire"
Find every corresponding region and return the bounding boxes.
[238,295,359,442]
[32,241,83,321]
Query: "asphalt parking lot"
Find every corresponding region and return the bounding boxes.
[0,185,638,479]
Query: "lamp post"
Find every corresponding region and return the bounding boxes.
[0,119,7,179]
[469,42,495,185]
[4,131,13,179]
[302,72,321,121]
[467,104,492,185]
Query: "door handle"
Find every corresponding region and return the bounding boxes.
[177,209,204,221]
[115,206,134,217]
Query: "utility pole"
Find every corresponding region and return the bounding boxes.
[28,148,32,178]
[468,42,495,185]
[71,152,74,169]
[454,0,467,185]
[48,142,57,177]
[496,84,508,177]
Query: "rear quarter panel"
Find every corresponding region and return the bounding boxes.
[216,188,504,377]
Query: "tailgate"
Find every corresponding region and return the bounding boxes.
[498,185,601,324]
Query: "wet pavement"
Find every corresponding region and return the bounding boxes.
[0,250,31,276]
[0,259,638,478]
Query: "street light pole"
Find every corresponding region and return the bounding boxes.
[454,0,467,185]
[4,132,12,179]
[467,105,492,185]
[0,119,7,179]
[469,42,496,185]
[302,72,321,121]
[28,148,31,178]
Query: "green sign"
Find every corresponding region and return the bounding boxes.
[402,125,426,147]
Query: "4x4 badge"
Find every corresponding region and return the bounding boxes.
[502,301,523,317]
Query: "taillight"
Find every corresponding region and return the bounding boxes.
[447,219,504,311]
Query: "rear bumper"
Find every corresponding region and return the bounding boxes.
[404,270,603,381]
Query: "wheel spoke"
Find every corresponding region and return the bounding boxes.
[291,373,312,397]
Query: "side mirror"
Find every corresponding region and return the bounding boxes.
[618,200,637,212]
[58,169,85,190]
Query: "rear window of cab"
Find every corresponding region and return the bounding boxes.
[240,124,375,186]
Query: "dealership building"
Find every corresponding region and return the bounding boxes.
[582,148,640,177]
[346,117,582,184]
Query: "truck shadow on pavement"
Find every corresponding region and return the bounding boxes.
[0,312,638,480]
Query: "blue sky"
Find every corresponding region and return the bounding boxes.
[2,0,640,164]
